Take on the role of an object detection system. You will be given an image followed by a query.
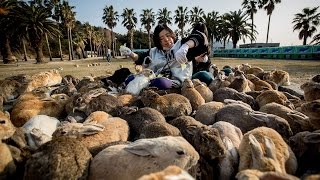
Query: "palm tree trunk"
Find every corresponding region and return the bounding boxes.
[45,33,53,61]
[266,14,272,43]
[89,36,92,57]
[180,27,184,38]
[130,29,134,49]
[67,27,72,61]
[3,35,16,64]
[22,39,28,61]
[251,12,254,44]
[303,36,307,45]
[70,28,74,60]
[148,30,151,50]
[111,29,115,58]
[81,47,85,58]
[58,35,63,61]
[35,38,45,63]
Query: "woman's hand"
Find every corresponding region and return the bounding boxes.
[119,45,132,56]
[175,44,189,64]
[195,53,208,63]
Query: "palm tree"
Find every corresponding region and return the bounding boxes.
[203,11,220,46]
[121,8,137,49]
[0,0,18,64]
[102,5,119,57]
[50,0,63,60]
[84,22,93,57]
[292,7,320,45]
[217,19,230,48]
[223,10,255,48]
[259,0,281,43]
[189,6,205,26]
[61,0,76,61]
[14,2,61,63]
[174,6,189,38]
[140,8,155,50]
[242,0,259,44]
[157,7,172,25]
[73,31,87,59]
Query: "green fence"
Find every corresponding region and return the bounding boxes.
[213,45,320,60]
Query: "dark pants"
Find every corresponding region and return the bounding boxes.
[107,54,111,62]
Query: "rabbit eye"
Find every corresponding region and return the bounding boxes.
[61,131,67,135]
[0,120,5,124]
[76,97,82,102]
[176,150,185,155]
[313,104,320,108]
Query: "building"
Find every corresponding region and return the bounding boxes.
[239,43,280,48]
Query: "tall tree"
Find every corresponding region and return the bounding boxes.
[51,0,63,60]
[242,0,258,44]
[157,7,172,25]
[84,22,93,57]
[217,18,230,48]
[292,7,320,45]
[223,10,256,48]
[203,11,220,46]
[174,6,189,38]
[140,8,155,50]
[0,0,18,64]
[73,31,87,59]
[189,6,205,26]
[14,2,61,63]
[259,0,281,43]
[121,8,137,49]
[61,0,76,60]
[102,5,119,57]
[29,0,55,61]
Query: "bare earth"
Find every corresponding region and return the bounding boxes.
[0,57,319,92]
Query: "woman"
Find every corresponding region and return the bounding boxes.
[121,24,211,89]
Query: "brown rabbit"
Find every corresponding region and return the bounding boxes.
[140,90,192,118]
[263,70,291,86]
[181,79,205,111]
[300,81,320,101]
[0,111,16,178]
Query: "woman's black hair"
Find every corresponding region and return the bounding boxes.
[153,24,176,50]
[192,23,209,37]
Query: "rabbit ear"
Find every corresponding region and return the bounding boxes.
[303,132,320,144]
[264,136,277,160]
[124,106,138,115]
[124,139,156,157]
[249,134,263,159]
[223,137,234,150]
[223,137,239,160]
[79,122,105,135]
[286,111,309,123]
[67,116,77,123]
[88,88,107,99]
[249,111,269,124]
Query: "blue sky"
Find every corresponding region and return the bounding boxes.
[69,0,320,46]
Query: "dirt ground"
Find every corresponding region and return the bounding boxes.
[0,57,319,86]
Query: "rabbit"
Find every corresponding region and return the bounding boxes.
[239,127,297,174]
[23,137,92,180]
[192,79,213,103]
[181,79,205,111]
[300,81,320,102]
[140,89,192,118]
[0,111,16,178]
